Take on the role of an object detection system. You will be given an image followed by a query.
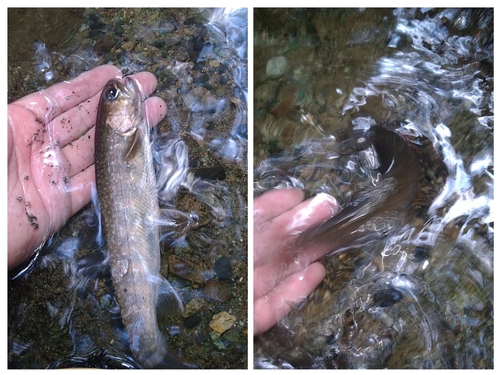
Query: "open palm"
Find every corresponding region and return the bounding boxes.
[8,65,167,270]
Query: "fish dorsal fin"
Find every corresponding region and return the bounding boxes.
[157,278,184,320]
[124,127,143,162]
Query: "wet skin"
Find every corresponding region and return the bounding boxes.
[8,65,167,270]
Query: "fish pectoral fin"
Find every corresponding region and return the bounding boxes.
[157,209,200,246]
[124,127,144,162]
[157,278,184,319]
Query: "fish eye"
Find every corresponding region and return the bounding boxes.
[105,87,120,101]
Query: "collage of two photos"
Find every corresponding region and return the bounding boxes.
[7,7,493,369]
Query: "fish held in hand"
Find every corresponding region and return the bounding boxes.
[94,77,184,368]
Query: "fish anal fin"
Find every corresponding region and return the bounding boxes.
[156,278,184,321]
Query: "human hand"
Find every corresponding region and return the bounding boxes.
[254,189,338,335]
[8,65,167,270]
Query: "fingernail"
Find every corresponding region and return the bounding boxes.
[286,193,337,235]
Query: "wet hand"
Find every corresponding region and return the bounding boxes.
[8,65,168,270]
[254,189,338,335]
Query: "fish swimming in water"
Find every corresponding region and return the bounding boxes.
[256,125,448,368]
[94,77,184,368]
[297,125,424,253]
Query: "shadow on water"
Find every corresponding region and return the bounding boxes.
[254,8,492,369]
[8,8,247,369]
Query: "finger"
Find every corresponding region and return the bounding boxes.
[61,129,95,178]
[61,96,168,177]
[68,164,95,217]
[254,193,337,268]
[256,193,338,240]
[143,96,168,127]
[254,239,332,299]
[254,189,304,226]
[282,193,338,236]
[13,65,122,123]
[254,262,326,335]
[130,71,160,100]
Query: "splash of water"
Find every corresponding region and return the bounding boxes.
[255,8,492,369]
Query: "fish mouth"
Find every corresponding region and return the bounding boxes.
[122,76,142,100]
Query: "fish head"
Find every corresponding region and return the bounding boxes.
[98,77,144,135]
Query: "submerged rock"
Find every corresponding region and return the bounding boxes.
[209,311,236,334]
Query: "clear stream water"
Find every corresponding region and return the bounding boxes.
[8,8,247,369]
[254,8,493,369]
[7,7,493,370]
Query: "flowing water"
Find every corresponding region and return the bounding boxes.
[8,8,247,369]
[254,8,493,369]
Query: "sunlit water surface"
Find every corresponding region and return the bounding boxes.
[254,8,492,369]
